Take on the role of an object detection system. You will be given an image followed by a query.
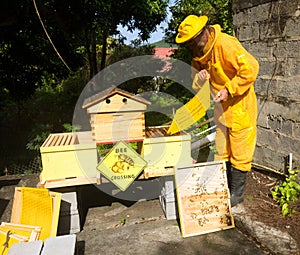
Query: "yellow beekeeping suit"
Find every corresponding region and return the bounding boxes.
[192,25,259,171]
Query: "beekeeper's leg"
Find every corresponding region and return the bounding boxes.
[214,124,232,189]
[229,126,257,207]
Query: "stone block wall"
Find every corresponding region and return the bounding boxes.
[232,0,300,173]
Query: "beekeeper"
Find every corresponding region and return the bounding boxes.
[176,15,259,207]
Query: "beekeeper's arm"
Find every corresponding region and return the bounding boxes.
[221,43,259,97]
[191,62,210,92]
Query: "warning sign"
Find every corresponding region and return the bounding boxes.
[97,141,147,191]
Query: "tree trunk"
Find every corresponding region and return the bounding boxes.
[100,32,108,71]
[84,29,93,79]
[91,29,98,77]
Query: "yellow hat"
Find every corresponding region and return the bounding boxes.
[176,15,208,44]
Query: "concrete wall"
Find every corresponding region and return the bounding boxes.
[232,0,300,173]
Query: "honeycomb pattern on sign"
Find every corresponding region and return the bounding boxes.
[19,188,53,241]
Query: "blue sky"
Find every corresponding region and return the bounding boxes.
[117,20,168,44]
[118,1,174,44]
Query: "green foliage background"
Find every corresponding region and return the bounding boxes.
[0,0,233,175]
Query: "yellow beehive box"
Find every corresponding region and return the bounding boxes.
[141,126,194,178]
[40,131,98,184]
[82,86,151,144]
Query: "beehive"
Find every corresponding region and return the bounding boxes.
[142,126,194,178]
[39,131,98,185]
[82,86,151,144]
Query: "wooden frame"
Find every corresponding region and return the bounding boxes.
[0,223,41,255]
[0,228,27,255]
[0,228,28,242]
[10,187,61,239]
[175,161,234,238]
[0,223,41,242]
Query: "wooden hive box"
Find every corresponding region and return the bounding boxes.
[82,86,151,144]
[39,131,98,187]
[141,126,194,178]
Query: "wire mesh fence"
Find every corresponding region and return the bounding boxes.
[1,156,42,176]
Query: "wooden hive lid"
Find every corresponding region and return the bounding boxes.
[82,86,151,109]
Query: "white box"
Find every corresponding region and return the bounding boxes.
[159,176,177,220]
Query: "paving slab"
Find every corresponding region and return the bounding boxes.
[76,199,270,255]
[41,234,76,255]
[8,240,43,255]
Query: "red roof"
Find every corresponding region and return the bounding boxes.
[154,48,176,59]
[153,48,177,72]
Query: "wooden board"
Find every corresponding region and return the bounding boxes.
[39,176,99,189]
[143,166,175,178]
[175,161,234,238]
[0,223,41,242]
[91,112,145,143]
[38,173,147,189]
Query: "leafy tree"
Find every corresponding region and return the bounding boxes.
[0,0,169,174]
[0,0,169,101]
[0,0,82,109]
[106,43,166,93]
[57,0,169,77]
[165,0,233,65]
[167,0,232,40]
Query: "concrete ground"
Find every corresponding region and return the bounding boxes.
[76,199,270,255]
[74,178,298,255]
[1,174,298,255]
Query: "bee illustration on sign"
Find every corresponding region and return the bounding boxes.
[111,154,135,174]
[118,154,135,166]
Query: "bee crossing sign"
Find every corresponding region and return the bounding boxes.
[97,141,147,191]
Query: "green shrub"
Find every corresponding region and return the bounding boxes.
[271,169,300,216]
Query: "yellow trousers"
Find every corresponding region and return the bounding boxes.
[215,124,257,171]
